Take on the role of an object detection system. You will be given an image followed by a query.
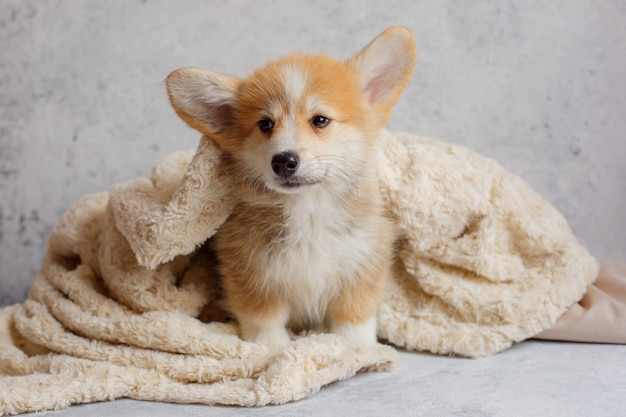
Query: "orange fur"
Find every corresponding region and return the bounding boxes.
[327,253,393,325]
[165,26,416,346]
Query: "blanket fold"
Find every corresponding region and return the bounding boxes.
[0,131,600,415]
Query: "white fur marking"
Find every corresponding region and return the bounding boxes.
[281,64,307,103]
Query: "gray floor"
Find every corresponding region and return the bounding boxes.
[29,341,626,417]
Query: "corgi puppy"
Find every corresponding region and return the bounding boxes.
[165,26,416,347]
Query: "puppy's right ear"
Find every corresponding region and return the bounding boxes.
[165,68,240,144]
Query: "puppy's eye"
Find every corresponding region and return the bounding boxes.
[311,115,330,128]
[258,119,275,133]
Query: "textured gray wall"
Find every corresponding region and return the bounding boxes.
[1,0,625,307]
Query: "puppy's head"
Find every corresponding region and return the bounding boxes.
[166,26,416,194]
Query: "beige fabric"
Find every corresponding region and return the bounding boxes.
[537,261,626,343]
[0,131,599,415]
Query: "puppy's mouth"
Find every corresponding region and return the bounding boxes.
[271,175,325,193]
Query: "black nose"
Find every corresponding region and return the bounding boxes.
[271,151,299,178]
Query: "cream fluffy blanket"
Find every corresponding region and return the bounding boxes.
[0,131,598,415]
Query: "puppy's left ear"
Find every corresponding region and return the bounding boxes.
[348,26,416,124]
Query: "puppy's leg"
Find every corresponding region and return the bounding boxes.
[222,273,291,347]
[327,267,388,346]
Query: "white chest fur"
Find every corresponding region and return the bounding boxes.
[260,188,380,326]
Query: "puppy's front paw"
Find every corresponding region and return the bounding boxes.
[250,328,291,348]
[330,317,377,346]
[239,316,291,348]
